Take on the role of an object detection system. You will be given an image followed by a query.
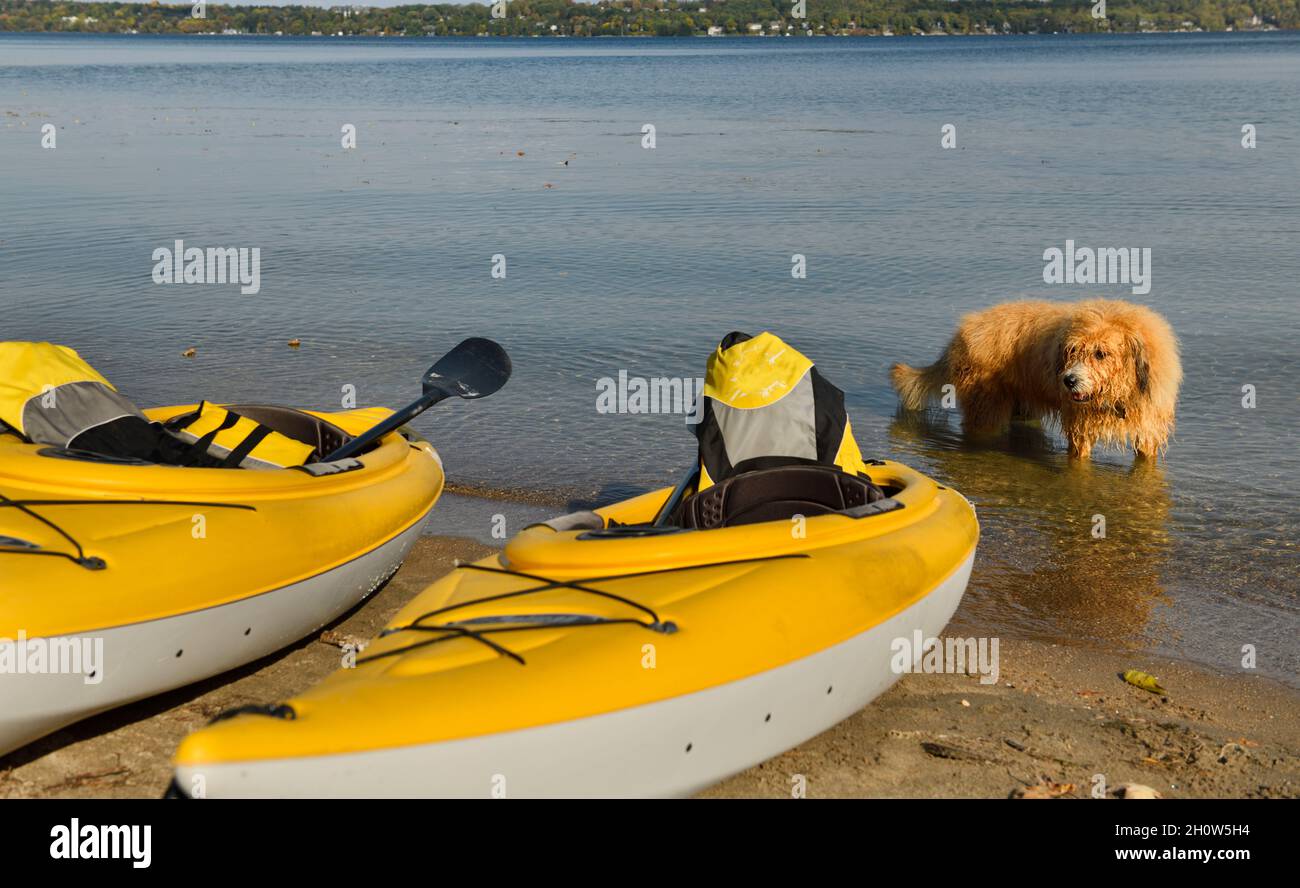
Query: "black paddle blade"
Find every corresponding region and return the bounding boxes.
[320,337,511,462]
[422,337,512,400]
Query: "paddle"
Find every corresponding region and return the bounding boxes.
[651,465,700,527]
[321,337,511,462]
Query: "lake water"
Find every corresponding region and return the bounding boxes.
[1,32,1297,684]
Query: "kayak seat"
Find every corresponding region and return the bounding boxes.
[678,464,887,530]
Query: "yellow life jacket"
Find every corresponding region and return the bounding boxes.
[163,402,316,470]
[693,331,869,492]
[0,341,146,445]
[0,342,314,469]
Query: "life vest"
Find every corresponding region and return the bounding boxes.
[692,331,870,492]
[163,403,316,470]
[0,341,314,469]
[0,341,147,446]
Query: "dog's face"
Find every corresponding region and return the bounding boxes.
[1058,315,1148,406]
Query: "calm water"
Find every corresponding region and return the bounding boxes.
[1,32,1297,684]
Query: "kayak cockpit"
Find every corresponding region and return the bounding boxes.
[537,463,904,535]
[504,460,958,575]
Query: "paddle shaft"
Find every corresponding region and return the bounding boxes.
[652,466,700,527]
[321,386,451,462]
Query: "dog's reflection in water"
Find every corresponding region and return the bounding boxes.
[888,409,1173,643]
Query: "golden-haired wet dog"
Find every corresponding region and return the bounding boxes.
[891,299,1181,460]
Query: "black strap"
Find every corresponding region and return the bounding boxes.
[162,400,206,433]
[165,402,279,468]
[220,423,273,468]
[0,415,31,444]
[178,408,242,467]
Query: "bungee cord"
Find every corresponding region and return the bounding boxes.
[0,493,256,571]
[359,552,810,667]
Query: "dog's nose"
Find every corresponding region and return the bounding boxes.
[1063,374,1079,390]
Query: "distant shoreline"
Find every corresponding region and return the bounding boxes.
[2,29,1290,38]
[1,0,1293,40]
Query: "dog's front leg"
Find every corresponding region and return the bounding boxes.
[1067,433,1095,460]
[1132,442,1161,463]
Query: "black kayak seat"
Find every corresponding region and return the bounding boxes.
[678,463,887,530]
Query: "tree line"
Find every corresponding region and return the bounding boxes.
[2,0,1296,37]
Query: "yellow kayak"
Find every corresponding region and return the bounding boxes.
[172,459,978,798]
[0,404,443,756]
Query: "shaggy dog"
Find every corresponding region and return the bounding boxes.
[891,299,1181,460]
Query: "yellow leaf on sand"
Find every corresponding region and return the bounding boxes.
[1122,669,1166,695]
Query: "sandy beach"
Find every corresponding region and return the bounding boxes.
[2,535,1294,800]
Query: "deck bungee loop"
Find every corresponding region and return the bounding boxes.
[0,489,108,570]
[0,491,258,571]
[359,553,811,667]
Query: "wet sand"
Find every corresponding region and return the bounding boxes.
[1,536,1295,799]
